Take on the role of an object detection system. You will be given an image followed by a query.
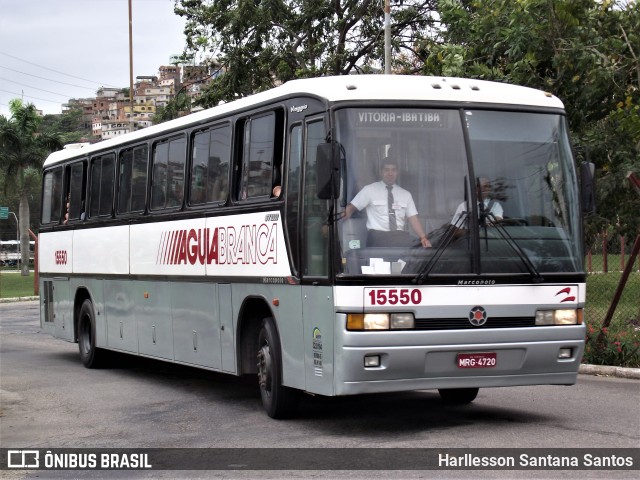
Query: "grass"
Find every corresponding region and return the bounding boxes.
[586,253,639,273]
[0,270,37,298]
[585,272,640,323]
[583,270,640,368]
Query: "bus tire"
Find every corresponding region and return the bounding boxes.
[78,299,105,368]
[438,387,479,404]
[256,317,300,418]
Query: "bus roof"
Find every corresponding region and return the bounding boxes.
[43,75,564,167]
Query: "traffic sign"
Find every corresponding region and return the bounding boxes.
[0,206,9,220]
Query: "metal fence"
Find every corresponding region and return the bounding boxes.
[584,233,640,367]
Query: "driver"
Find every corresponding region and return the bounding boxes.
[450,177,503,233]
[344,158,431,248]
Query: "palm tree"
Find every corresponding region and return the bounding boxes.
[0,100,62,276]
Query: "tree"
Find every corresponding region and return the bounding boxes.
[0,100,63,275]
[418,0,640,239]
[172,0,638,238]
[40,106,92,144]
[153,90,193,123]
[174,0,438,107]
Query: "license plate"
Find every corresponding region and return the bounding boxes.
[457,352,497,368]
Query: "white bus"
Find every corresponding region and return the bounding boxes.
[0,240,35,266]
[39,75,587,418]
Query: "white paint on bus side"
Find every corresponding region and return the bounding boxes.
[39,211,291,278]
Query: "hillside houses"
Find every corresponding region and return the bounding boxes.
[62,62,217,141]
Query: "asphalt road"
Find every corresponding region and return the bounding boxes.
[1,301,638,479]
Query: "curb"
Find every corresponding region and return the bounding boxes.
[579,364,640,380]
[1,297,639,380]
[0,296,38,303]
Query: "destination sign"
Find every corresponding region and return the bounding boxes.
[354,110,448,128]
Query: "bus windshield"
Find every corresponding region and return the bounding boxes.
[335,108,583,278]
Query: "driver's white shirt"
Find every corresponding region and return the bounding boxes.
[451,199,504,227]
[350,181,419,231]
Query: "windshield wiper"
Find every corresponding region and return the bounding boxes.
[483,212,544,283]
[414,211,544,284]
[413,212,468,285]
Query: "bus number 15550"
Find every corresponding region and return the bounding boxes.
[367,288,422,306]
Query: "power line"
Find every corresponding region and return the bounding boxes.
[0,65,103,91]
[0,88,62,104]
[0,77,75,98]
[0,50,118,88]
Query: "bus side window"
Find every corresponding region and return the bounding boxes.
[286,124,303,272]
[131,146,148,211]
[237,110,283,200]
[42,168,64,224]
[167,137,186,208]
[189,125,231,206]
[151,137,185,210]
[118,149,134,213]
[151,143,169,209]
[302,120,328,276]
[89,154,115,218]
[207,126,231,203]
[118,145,148,214]
[190,130,208,206]
[67,162,86,222]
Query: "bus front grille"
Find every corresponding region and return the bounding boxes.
[414,317,535,330]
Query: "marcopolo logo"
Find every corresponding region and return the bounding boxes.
[468,306,488,327]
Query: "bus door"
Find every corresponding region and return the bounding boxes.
[299,117,335,395]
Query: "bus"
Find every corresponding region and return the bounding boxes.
[39,75,588,418]
[0,240,35,266]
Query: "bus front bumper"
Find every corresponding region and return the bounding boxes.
[333,324,585,396]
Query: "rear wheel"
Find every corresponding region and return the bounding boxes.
[438,388,479,404]
[256,317,300,418]
[78,299,105,368]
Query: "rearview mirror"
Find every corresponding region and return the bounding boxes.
[580,161,596,214]
[316,142,341,199]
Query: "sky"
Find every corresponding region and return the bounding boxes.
[0,0,187,118]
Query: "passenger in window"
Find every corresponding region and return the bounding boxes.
[344,158,431,248]
[63,194,70,224]
[450,176,503,235]
[272,164,282,197]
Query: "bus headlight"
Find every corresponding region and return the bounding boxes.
[535,309,582,325]
[347,313,416,330]
[390,313,415,329]
[364,314,389,330]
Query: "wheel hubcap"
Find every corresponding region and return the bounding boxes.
[257,343,272,392]
[80,317,90,354]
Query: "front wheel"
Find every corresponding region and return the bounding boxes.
[438,387,479,405]
[256,317,300,418]
[78,299,105,368]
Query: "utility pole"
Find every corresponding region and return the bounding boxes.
[128,0,135,133]
[384,0,391,74]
